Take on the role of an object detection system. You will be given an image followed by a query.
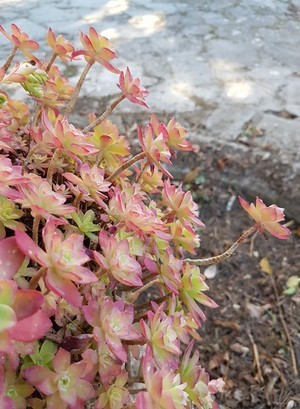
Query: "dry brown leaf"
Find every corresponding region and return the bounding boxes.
[225,378,235,390]
[213,319,241,331]
[217,156,229,171]
[208,355,221,371]
[230,343,250,355]
[208,351,229,370]
[242,373,257,384]
[183,166,201,184]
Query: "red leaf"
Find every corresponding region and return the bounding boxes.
[10,310,52,341]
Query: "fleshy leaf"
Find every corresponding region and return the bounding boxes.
[10,309,52,342]
[0,304,17,331]
[0,237,25,279]
[12,289,44,320]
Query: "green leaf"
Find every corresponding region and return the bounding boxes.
[284,275,300,296]
[21,81,44,98]
[71,210,100,241]
[128,237,144,256]
[283,287,297,296]
[0,281,15,305]
[0,304,17,331]
[30,340,57,366]
[40,340,57,363]
[0,93,7,106]
[40,339,56,356]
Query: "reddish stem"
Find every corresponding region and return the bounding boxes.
[1,45,18,73]
[106,151,147,183]
[29,267,45,289]
[45,52,57,73]
[83,94,125,133]
[65,61,93,117]
[184,225,257,266]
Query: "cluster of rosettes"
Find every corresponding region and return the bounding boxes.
[0,24,289,409]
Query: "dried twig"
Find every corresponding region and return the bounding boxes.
[247,330,264,383]
[270,275,298,377]
[261,352,287,386]
[83,94,125,132]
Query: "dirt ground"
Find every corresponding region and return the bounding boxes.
[173,147,300,409]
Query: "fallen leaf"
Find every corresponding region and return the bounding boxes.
[217,156,229,171]
[246,302,272,319]
[242,373,257,384]
[203,264,218,279]
[265,109,297,119]
[213,319,241,331]
[183,166,201,184]
[259,257,273,275]
[284,275,300,296]
[225,378,235,390]
[208,351,229,370]
[208,355,220,371]
[230,343,250,356]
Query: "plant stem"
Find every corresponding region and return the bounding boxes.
[161,210,175,222]
[126,388,146,395]
[95,152,103,167]
[2,45,18,72]
[29,267,45,289]
[184,225,257,266]
[64,61,93,117]
[33,215,42,243]
[46,148,60,184]
[73,192,83,209]
[126,376,144,386]
[123,338,147,345]
[32,53,56,125]
[24,144,40,168]
[136,161,148,184]
[45,52,57,73]
[134,295,167,311]
[83,94,125,133]
[32,102,42,127]
[127,277,161,303]
[106,151,147,183]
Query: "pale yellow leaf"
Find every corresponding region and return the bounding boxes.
[259,257,273,275]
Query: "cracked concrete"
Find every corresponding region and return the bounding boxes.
[0,0,299,218]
